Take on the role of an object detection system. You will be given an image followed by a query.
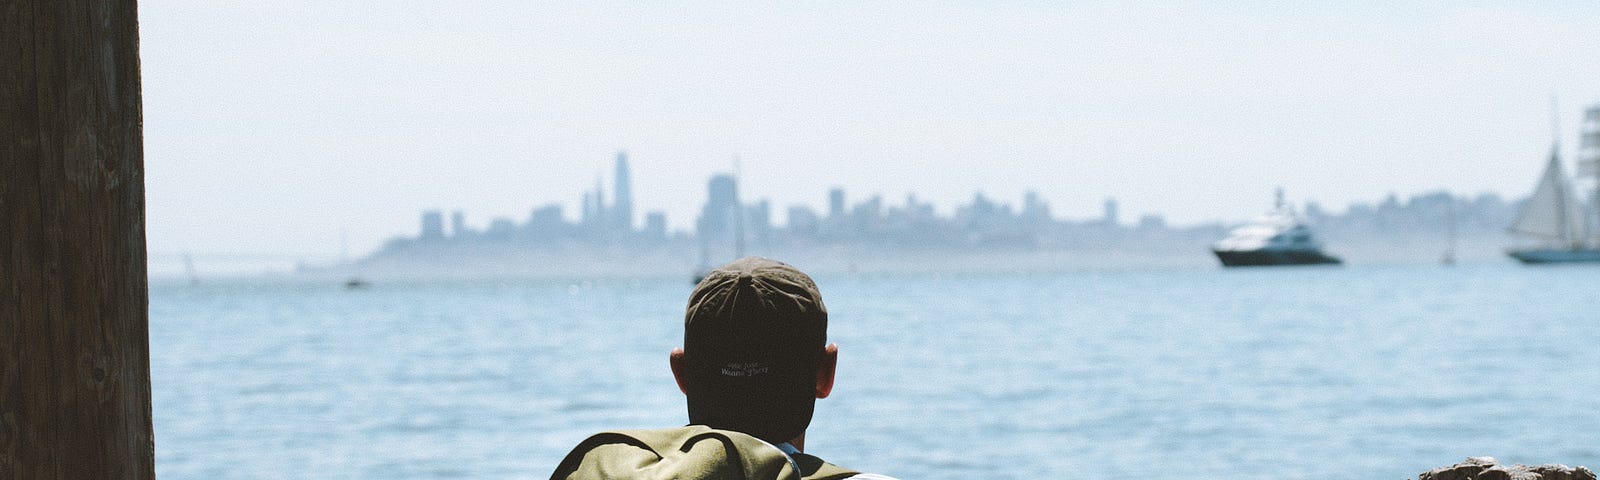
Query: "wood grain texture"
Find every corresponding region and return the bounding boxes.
[1,1,154,478]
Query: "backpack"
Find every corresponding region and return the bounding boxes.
[550,425,861,480]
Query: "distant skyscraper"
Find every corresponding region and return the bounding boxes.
[828,188,846,221]
[1138,213,1165,229]
[613,151,633,232]
[698,174,739,234]
[581,192,594,225]
[751,199,771,244]
[1022,191,1050,223]
[593,175,606,226]
[787,205,820,234]
[528,204,564,235]
[581,173,609,230]
[644,211,668,240]
[420,210,444,240]
[1103,197,1120,226]
[450,210,467,237]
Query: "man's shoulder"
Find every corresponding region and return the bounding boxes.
[789,451,899,480]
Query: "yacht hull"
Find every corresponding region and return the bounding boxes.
[1507,248,1600,264]
[1213,249,1342,267]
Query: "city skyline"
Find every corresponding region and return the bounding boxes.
[138,3,1600,261]
[342,167,1521,280]
[400,150,1523,241]
[151,157,1527,278]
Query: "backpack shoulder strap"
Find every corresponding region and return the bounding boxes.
[790,452,862,480]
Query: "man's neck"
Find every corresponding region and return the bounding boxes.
[786,432,807,452]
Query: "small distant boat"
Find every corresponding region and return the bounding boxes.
[344,277,370,289]
[1212,189,1342,267]
[1506,105,1600,264]
[183,252,200,285]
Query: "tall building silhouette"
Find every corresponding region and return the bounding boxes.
[644,211,667,240]
[593,175,606,224]
[581,192,594,226]
[450,210,467,237]
[419,210,444,240]
[613,151,633,232]
[696,174,743,261]
[697,174,739,235]
[583,175,607,229]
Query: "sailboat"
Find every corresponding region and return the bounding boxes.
[1506,106,1600,264]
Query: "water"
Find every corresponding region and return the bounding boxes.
[150,263,1600,479]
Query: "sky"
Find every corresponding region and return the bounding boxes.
[138,1,1600,265]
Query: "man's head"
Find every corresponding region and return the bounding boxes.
[669,257,837,444]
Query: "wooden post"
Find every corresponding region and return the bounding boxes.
[1,1,156,479]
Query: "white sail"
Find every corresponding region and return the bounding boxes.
[1582,106,1600,243]
[1510,147,1586,242]
[1579,106,1600,178]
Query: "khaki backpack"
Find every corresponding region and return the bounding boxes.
[550,425,861,480]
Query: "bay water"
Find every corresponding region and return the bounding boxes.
[150,262,1600,479]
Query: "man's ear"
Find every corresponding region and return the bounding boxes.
[670,348,689,395]
[815,343,838,399]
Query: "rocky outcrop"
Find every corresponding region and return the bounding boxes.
[1421,457,1596,480]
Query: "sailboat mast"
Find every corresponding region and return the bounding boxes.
[732,155,745,258]
[1557,148,1572,246]
[1444,195,1457,264]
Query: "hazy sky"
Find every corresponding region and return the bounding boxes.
[140,1,1600,262]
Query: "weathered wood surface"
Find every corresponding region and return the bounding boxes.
[2,1,155,479]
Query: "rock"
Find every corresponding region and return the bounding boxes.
[1474,465,1514,480]
[1523,464,1597,480]
[1421,458,1596,480]
[1422,457,1498,480]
